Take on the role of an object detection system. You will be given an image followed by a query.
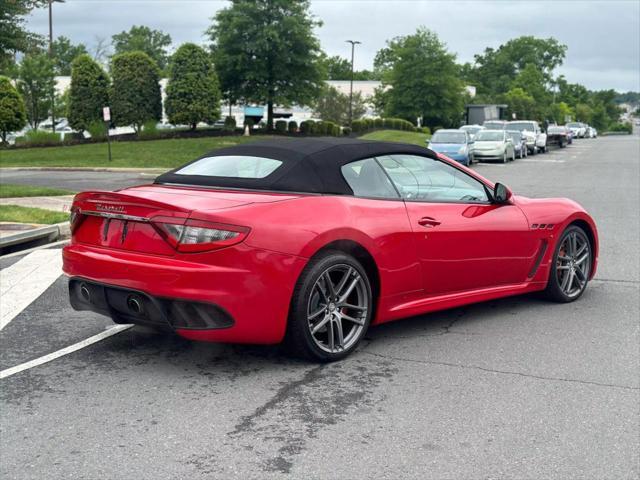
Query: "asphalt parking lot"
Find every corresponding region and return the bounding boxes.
[1,135,638,479]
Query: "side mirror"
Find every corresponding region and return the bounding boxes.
[493,183,513,204]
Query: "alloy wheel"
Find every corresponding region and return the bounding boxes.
[307,264,369,353]
[556,231,591,298]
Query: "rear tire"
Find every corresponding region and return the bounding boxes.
[543,225,592,303]
[284,250,373,362]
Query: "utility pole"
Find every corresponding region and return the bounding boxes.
[346,40,361,127]
[48,1,64,134]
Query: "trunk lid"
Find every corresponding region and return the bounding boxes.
[72,185,301,255]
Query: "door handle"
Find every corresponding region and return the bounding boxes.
[418,217,441,227]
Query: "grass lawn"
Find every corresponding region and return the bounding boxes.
[0,135,270,169]
[0,184,75,198]
[360,129,430,146]
[0,205,69,224]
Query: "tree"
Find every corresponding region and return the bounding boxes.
[68,54,110,131]
[208,0,325,130]
[0,76,27,142]
[16,53,55,129]
[51,36,88,75]
[322,55,351,80]
[374,28,464,129]
[0,0,45,73]
[503,88,536,121]
[313,85,366,125]
[574,103,593,124]
[110,51,162,133]
[112,26,172,72]
[165,43,221,130]
[546,101,574,125]
[469,36,566,99]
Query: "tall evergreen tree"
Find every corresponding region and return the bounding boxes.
[0,76,27,142]
[68,54,110,131]
[165,43,221,130]
[110,51,162,133]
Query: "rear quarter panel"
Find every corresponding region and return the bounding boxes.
[195,195,423,300]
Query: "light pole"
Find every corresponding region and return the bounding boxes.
[346,40,361,127]
[48,0,65,134]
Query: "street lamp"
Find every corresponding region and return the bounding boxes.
[346,40,361,127]
[48,0,65,134]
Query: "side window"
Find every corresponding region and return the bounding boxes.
[341,158,399,199]
[378,154,489,203]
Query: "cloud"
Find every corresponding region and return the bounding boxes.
[26,0,639,91]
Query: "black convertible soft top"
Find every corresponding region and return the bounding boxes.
[155,137,437,195]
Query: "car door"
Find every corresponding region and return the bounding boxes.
[377,154,539,296]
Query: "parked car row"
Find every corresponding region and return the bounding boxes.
[428,119,597,166]
[566,122,598,139]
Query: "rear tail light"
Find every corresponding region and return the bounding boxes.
[69,206,85,232]
[152,218,249,253]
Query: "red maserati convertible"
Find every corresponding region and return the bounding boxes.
[63,138,598,361]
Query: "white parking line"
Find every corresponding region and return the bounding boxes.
[0,249,63,331]
[0,324,133,379]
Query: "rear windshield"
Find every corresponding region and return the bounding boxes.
[548,126,565,134]
[431,132,467,143]
[508,122,536,132]
[476,131,504,141]
[175,155,282,178]
[483,121,505,129]
[567,122,581,128]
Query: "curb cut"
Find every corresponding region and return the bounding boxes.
[0,221,70,251]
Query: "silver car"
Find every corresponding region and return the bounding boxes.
[473,129,516,163]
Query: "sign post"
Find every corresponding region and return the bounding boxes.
[103,106,112,162]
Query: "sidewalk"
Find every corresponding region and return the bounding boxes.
[0,195,74,212]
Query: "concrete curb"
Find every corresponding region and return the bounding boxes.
[0,167,169,174]
[0,221,70,250]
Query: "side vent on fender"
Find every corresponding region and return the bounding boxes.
[531,223,554,230]
[528,239,548,278]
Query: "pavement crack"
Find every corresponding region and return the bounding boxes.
[362,351,639,391]
[592,278,639,285]
[229,364,325,436]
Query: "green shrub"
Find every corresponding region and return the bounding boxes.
[223,116,236,131]
[419,126,431,135]
[342,126,352,136]
[374,118,383,128]
[332,123,341,136]
[275,120,287,133]
[16,129,61,146]
[287,120,298,133]
[433,126,443,132]
[139,120,158,138]
[351,119,364,133]
[300,120,311,135]
[608,122,632,134]
[86,121,107,140]
[243,117,255,128]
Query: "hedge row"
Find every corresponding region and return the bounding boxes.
[351,117,424,134]
[299,120,343,136]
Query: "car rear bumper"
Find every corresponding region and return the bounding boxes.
[474,152,505,161]
[62,243,308,344]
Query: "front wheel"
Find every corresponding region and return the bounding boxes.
[285,251,373,362]
[543,226,592,302]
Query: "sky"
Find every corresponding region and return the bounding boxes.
[25,0,640,92]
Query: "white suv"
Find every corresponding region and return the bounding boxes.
[506,121,547,154]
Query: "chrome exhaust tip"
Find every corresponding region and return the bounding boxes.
[126,295,143,315]
[80,284,91,303]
